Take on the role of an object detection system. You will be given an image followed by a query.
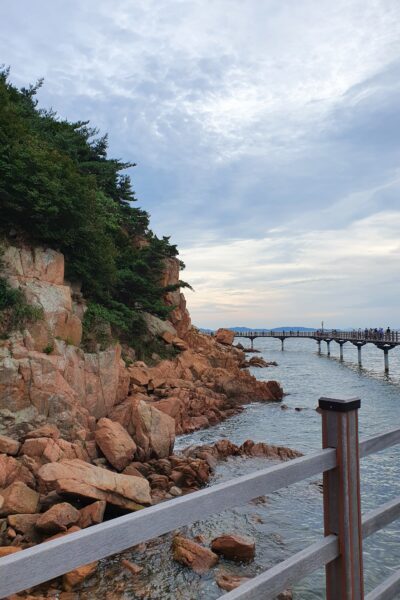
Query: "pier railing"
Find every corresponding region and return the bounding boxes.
[234,329,400,343]
[0,398,399,599]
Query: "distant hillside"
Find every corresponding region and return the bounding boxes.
[229,326,317,332]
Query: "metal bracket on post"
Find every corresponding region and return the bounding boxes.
[319,396,364,600]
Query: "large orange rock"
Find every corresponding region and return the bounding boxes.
[95,418,136,471]
[0,481,40,516]
[78,500,106,528]
[211,534,255,562]
[38,459,152,510]
[172,536,219,573]
[110,397,175,460]
[0,435,20,456]
[36,502,80,534]
[0,454,36,489]
[215,329,235,346]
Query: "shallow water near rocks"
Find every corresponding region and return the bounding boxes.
[91,338,400,599]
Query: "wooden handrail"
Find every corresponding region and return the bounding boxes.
[0,416,399,599]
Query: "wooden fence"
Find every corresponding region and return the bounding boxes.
[0,397,399,599]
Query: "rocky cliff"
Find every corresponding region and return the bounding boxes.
[0,243,282,444]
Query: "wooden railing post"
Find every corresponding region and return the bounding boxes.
[319,397,364,600]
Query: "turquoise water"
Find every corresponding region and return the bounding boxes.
[92,338,400,599]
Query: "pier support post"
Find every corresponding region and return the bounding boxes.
[339,342,344,361]
[357,345,362,366]
[319,396,364,600]
[317,340,321,354]
[250,337,254,350]
[384,348,389,373]
[326,340,331,356]
[281,337,285,351]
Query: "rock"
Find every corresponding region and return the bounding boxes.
[0,454,35,489]
[211,534,255,562]
[0,435,20,456]
[95,418,136,471]
[169,486,182,497]
[216,569,251,591]
[0,546,21,557]
[62,562,98,591]
[215,329,235,346]
[172,337,189,351]
[38,459,152,510]
[277,591,293,600]
[23,424,60,440]
[129,366,150,387]
[172,535,219,573]
[121,559,143,575]
[7,514,41,543]
[0,482,39,516]
[78,500,106,528]
[36,502,80,534]
[110,398,175,460]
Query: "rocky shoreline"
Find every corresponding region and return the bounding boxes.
[0,244,294,598]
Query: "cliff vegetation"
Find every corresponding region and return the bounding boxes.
[0,67,188,349]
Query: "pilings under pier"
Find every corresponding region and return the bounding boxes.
[375,344,396,374]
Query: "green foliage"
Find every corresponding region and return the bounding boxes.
[0,68,188,346]
[0,276,43,335]
[42,344,54,355]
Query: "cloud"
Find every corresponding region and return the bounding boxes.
[1,0,400,325]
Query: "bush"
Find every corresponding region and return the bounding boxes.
[0,277,43,336]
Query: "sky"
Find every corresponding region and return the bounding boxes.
[1,0,400,328]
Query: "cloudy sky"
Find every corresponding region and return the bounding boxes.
[2,0,400,328]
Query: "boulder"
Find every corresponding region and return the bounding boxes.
[0,482,40,516]
[172,536,219,574]
[23,424,60,440]
[216,569,251,591]
[215,329,235,346]
[110,397,175,460]
[0,435,20,456]
[211,534,255,562]
[38,459,152,510]
[78,500,106,528]
[95,418,136,471]
[7,513,41,543]
[0,454,36,489]
[36,502,80,534]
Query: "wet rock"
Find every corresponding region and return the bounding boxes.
[0,482,39,516]
[38,459,152,510]
[78,500,106,528]
[0,435,20,456]
[95,418,136,471]
[36,502,80,534]
[211,534,255,562]
[62,562,98,591]
[121,559,143,575]
[277,591,293,600]
[172,535,219,573]
[216,569,251,591]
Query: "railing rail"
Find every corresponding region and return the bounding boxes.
[233,329,400,343]
[0,400,399,599]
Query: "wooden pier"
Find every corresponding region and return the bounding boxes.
[234,329,400,373]
[0,398,399,599]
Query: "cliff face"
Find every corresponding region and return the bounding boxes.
[0,243,282,443]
